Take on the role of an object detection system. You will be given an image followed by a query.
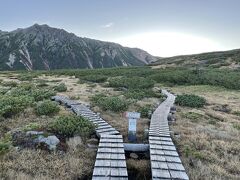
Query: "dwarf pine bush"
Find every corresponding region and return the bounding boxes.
[175,94,206,108]
[35,100,60,116]
[49,115,95,137]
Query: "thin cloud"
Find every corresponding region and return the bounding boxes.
[101,22,114,28]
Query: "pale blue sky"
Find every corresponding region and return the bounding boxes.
[1,0,240,56]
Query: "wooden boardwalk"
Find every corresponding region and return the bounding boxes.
[92,134,128,180]
[52,96,128,179]
[149,90,189,180]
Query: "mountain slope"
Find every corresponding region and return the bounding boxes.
[0,24,157,71]
[151,49,240,69]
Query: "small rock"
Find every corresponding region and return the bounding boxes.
[130,153,138,159]
[36,135,60,151]
[26,131,44,136]
[167,113,176,122]
[213,104,231,113]
[87,138,99,149]
[170,106,177,113]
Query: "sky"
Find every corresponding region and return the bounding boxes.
[1,0,240,57]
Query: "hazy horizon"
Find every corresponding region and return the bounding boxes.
[1,0,240,57]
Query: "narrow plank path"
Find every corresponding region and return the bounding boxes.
[51,96,128,180]
[149,90,189,180]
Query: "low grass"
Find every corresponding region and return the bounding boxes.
[169,85,240,179]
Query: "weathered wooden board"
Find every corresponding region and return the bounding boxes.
[149,91,189,180]
[93,134,128,179]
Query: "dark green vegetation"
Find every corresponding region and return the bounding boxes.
[0,95,33,118]
[81,75,108,83]
[137,105,153,118]
[49,115,95,138]
[108,77,155,89]
[124,89,162,100]
[0,135,11,155]
[54,83,67,92]
[175,94,206,108]
[35,100,60,116]
[0,81,56,118]
[152,48,240,69]
[91,94,129,112]
[42,67,240,90]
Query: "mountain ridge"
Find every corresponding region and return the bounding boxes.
[0,24,157,71]
[151,48,240,69]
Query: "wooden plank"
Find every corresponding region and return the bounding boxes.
[95,160,111,167]
[151,155,166,162]
[92,177,111,180]
[100,138,123,143]
[93,167,111,176]
[111,168,128,177]
[101,134,123,139]
[97,127,117,133]
[99,143,124,148]
[111,160,127,168]
[98,130,120,136]
[167,162,185,171]
[170,170,189,180]
[96,125,113,130]
[149,136,172,142]
[151,161,168,169]
[152,169,171,178]
[165,156,182,163]
[98,147,124,154]
[149,90,189,180]
[163,150,179,157]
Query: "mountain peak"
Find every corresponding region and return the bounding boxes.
[0,24,157,71]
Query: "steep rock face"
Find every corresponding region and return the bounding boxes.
[0,24,157,70]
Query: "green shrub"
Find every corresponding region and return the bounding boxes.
[233,111,240,116]
[17,74,37,81]
[0,133,12,155]
[0,142,10,155]
[90,93,107,103]
[1,81,17,87]
[31,89,56,101]
[183,145,204,160]
[54,83,67,92]
[175,94,206,108]
[182,112,204,120]
[81,75,108,83]
[124,89,163,100]
[49,115,95,137]
[233,123,240,131]
[35,100,60,116]
[108,77,155,89]
[23,123,41,131]
[91,94,128,112]
[37,80,49,87]
[0,95,34,118]
[0,88,9,95]
[137,105,152,118]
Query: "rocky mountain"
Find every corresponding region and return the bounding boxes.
[0,24,157,71]
[151,49,240,69]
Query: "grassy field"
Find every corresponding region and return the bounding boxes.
[0,67,240,179]
[164,85,240,179]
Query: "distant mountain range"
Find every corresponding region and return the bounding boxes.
[0,24,157,71]
[151,49,240,69]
